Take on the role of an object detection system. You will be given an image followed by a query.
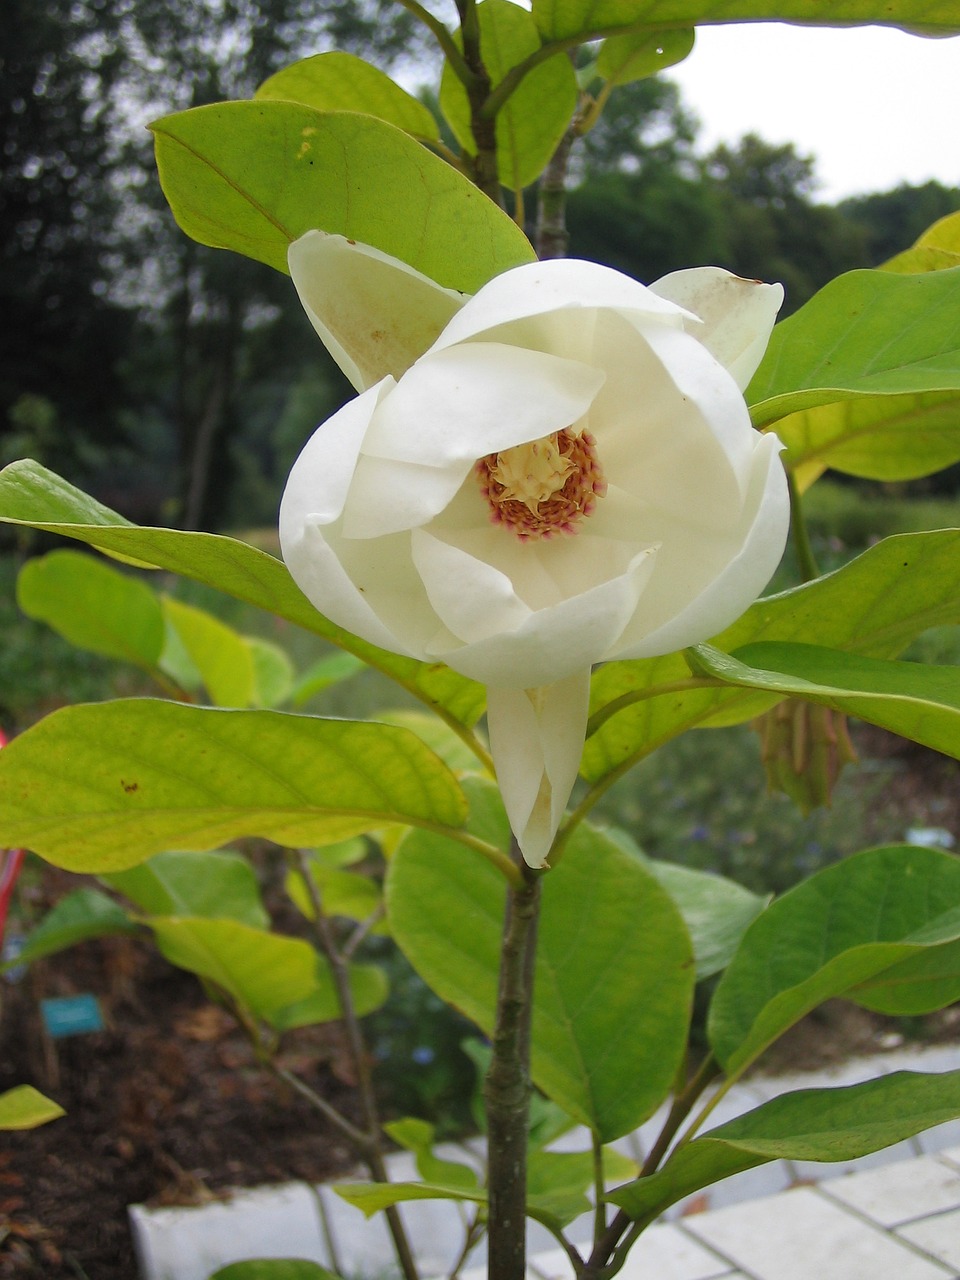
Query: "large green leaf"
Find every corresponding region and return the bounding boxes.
[387,778,693,1142]
[708,845,960,1076]
[691,641,960,760]
[151,102,534,292]
[440,0,578,190]
[0,701,466,872]
[0,461,486,730]
[582,530,960,784]
[256,53,440,142]
[7,888,138,970]
[103,849,269,929]
[147,916,387,1030]
[17,549,165,671]
[748,268,960,428]
[776,391,960,490]
[0,1085,65,1131]
[608,1070,960,1224]
[533,0,960,42]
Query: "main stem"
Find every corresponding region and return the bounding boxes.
[484,843,542,1280]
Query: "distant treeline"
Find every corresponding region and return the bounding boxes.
[4,0,958,531]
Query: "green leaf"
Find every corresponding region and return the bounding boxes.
[0,1085,65,1131]
[151,102,534,292]
[0,701,467,873]
[387,778,693,1141]
[256,53,440,143]
[248,637,297,709]
[103,850,269,929]
[289,652,364,707]
[8,888,138,970]
[884,210,960,274]
[532,0,960,42]
[527,1146,638,1226]
[774,391,960,489]
[691,641,960,760]
[17,549,165,670]
[333,1180,485,1217]
[748,268,960,427]
[583,530,960,784]
[285,861,387,934]
[708,845,960,1076]
[378,709,485,774]
[210,1260,343,1280]
[439,0,578,190]
[161,596,256,708]
[648,860,768,981]
[609,1070,960,1224]
[383,1117,480,1190]
[147,916,387,1030]
[0,461,486,731]
[596,28,694,83]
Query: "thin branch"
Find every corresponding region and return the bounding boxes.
[394,0,473,83]
[343,902,386,961]
[585,677,720,739]
[296,851,421,1280]
[271,1063,373,1152]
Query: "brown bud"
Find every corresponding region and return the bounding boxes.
[753,700,858,815]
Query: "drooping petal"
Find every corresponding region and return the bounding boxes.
[486,671,591,868]
[412,528,657,687]
[288,232,467,392]
[609,432,789,660]
[649,267,783,390]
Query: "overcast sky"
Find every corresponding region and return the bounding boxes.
[666,22,960,202]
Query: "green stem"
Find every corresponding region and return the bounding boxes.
[787,469,820,582]
[484,845,542,1280]
[585,1054,721,1275]
[535,120,576,260]
[456,0,503,205]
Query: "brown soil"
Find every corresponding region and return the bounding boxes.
[0,726,957,1280]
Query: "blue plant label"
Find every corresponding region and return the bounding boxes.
[41,994,104,1039]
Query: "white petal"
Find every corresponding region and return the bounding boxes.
[280,379,391,528]
[288,231,467,392]
[486,672,591,868]
[609,432,789,659]
[361,343,605,466]
[649,267,783,390]
[430,258,691,352]
[413,528,657,687]
[280,517,420,656]
[342,454,471,539]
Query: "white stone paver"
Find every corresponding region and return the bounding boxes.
[820,1154,960,1227]
[898,1205,960,1271]
[529,1224,738,1280]
[681,1185,956,1280]
[128,1182,330,1280]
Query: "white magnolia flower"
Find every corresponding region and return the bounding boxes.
[280,232,790,867]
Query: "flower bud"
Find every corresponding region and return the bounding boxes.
[754,700,858,815]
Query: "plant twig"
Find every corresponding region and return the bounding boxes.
[787,469,820,582]
[296,851,421,1280]
[484,840,542,1280]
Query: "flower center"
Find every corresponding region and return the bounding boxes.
[477,429,607,541]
